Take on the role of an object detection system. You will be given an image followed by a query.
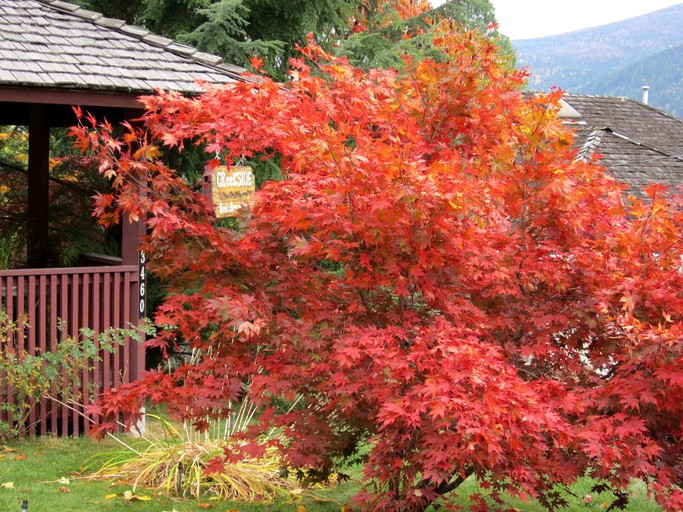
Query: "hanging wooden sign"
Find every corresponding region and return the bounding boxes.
[204,165,255,218]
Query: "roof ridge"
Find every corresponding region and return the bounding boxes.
[34,0,245,80]
[607,128,683,165]
[564,93,683,126]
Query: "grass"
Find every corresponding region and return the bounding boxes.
[0,433,663,512]
[450,476,661,512]
[0,435,357,512]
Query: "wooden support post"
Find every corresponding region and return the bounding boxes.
[121,214,145,267]
[122,212,147,380]
[120,108,148,433]
[27,105,50,268]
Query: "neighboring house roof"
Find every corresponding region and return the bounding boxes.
[560,94,683,192]
[0,0,244,96]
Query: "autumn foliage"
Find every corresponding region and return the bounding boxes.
[72,28,683,512]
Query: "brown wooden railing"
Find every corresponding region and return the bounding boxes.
[0,265,142,436]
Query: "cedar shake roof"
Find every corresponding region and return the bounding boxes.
[560,94,683,192]
[0,0,244,95]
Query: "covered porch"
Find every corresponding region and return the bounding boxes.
[0,90,147,435]
[0,0,242,435]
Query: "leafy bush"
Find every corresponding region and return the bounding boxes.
[0,312,151,440]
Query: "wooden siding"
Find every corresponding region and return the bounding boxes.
[0,265,142,436]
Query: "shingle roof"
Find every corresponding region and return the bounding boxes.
[561,94,683,192]
[0,0,244,95]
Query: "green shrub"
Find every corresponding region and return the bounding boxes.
[0,311,152,440]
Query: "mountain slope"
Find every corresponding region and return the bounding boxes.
[513,3,683,114]
[575,43,683,115]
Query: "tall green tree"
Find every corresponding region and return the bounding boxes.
[74,0,507,77]
[74,0,360,78]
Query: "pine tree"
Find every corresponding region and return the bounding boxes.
[73,0,507,78]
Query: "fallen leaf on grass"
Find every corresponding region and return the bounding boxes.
[197,504,214,509]
[122,490,152,502]
[2,446,16,453]
[104,491,152,502]
[15,454,26,461]
[58,477,70,485]
[1,482,14,489]
[59,486,70,493]
[296,506,307,512]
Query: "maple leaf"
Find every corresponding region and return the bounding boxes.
[161,132,179,148]
[250,56,264,71]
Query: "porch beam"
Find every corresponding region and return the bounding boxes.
[0,86,145,109]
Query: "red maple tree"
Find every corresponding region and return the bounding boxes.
[72,28,683,512]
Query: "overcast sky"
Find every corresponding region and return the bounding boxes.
[434,1,683,40]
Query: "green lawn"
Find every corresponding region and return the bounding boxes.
[0,434,662,512]
[451,477,661,512]
[0,435,355,512]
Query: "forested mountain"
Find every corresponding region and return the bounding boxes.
[513,3,683,116]
[577,43,683,116]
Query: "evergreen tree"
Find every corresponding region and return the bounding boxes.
[74,0,360,78]
[73,0,507,78]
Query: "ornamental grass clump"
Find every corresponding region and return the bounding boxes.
[88,405,295,502]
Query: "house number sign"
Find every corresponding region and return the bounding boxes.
[139,250,147,317]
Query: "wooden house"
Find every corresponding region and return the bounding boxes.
[0,0,243,435]
[559,94,683,191]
